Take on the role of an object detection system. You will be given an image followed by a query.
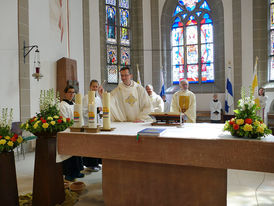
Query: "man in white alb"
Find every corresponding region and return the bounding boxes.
[209,94,222,123]
[170,79,196,123]
[145,84,164,113]
[100,67,152,122]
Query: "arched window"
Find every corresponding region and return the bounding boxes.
[269,0,274,81]
[105,0,130,83]
[171,0,214,84]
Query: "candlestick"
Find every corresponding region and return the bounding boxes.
[102,92,111,130]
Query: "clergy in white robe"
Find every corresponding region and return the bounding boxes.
[145,84,164,112]
[170,79,196,123]
[258,87,268,122]
[210,94,222,123]
[109,67,152,122]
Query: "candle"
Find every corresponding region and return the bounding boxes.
[88,91,95,104]
[75,93,82,104]
[73,104,83,127]
[102,92,111,130]
[88,103,97,128]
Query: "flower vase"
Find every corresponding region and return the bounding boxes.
[32,134,65,206]
[0,151,19,206]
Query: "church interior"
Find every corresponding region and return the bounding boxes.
[1,0,274,205]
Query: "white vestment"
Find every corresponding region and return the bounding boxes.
[110,80,152,122]
[258,95,268,121]
[210,100,222,121]
[163,101,170,113]
[149,91,164,112]
[82,94,102,125]
[170,90,196,123]
[57,100,74,162]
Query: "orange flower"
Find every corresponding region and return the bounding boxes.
[233,124,239,130]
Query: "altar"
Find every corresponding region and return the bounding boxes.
[57,123,274,206]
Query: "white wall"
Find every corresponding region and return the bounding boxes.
[90,0,101,84]
[0,0,20,121]
[241,0,253,88]
[29,0,84,116]
[69,0,84,95]
[143,0,153,85]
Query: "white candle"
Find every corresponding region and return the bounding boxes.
[73,104,83,127]
[103,92,111,130]
[88,103,97,128]
[75,93,82,104]
[88,91,95,104]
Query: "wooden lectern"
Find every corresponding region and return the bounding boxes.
[57,57,78,100]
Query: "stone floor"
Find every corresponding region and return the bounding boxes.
[16,152,274,206]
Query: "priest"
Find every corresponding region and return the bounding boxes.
[100,67,152,122]
[170,79,196,123]
[145,84,164,112]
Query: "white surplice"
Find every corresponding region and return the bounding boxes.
[149,91,164,112]
[170,90,196,123]
[110,80,152,122]
[210,100,222,121]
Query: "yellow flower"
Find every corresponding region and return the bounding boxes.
[34,117,38,121]
[36,120,41,124]
[243,124,253,132]
[254,120,260,127]
[50,121,56,125]
[261,123,267,129]
[0,139,6,145]
[47,117,53,121]
[33,123,39,129]
[54,115,59,119]
[26,123,29,129]
[7,141,14,147]
[257,126,264,133]
[236,119,244,125]
[62,118,66,123]
[42,123,49,129]
[17,136,23,143]
[5,136,10,140]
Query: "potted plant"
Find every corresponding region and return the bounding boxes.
[0,108,23,206]
[21,89,73,206]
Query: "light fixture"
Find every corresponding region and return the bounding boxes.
[23,41,43,81]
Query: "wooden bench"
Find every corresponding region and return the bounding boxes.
[196,111,211,123]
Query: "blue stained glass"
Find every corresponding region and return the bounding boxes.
[201,13,212,24]
[172,65,184,84]
[106,6,116,25]
[201,43,213,63]
[187,64,199,83]
[172,27,184,46]
[173,5,183,16]
[201,24,213,43]
[200,1,210,11]
[196,12,202,16]
[106,0,116,6]
[106,25,116,44]
[179,0,201,12]
[107,45,117,64]
[201,63,214,83]
[181,13,187,19]
[172,47,184,65]
[187,45,198,64]
[121,47,130,65]
[186,15,197,25]
[120,28,130,45]
[172,17,183,28]
[120,9,129,27]
[119,0,129,9]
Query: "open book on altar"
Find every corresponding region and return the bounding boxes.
[137,128,167,137]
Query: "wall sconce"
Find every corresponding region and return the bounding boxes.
[23,41,43,81]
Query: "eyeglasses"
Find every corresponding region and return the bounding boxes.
[67,92,75,94]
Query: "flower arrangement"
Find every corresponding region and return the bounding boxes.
[21,89,73,136]
[0,108,23,153]
[224,88,272,139]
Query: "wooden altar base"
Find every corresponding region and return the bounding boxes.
[0,151,19,206]
[32,136,65,206]
[103,159,227,206]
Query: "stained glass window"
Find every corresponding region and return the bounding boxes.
[171,0,214,84]
[106,0,131,83]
